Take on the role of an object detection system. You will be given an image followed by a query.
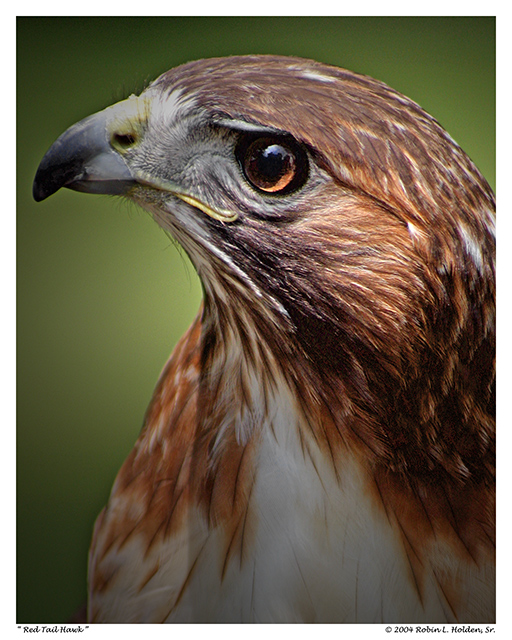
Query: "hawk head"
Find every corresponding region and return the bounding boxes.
[33,55,495,623]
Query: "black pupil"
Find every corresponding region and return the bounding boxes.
[244,139,298,193]
[252,145,290,182]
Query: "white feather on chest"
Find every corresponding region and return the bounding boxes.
[89,372,493,623]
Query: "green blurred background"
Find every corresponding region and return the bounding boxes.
[17,16,495,622]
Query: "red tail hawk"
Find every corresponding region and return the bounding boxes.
[33,55,495,623]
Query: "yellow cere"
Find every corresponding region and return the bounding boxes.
[107,94,153,152]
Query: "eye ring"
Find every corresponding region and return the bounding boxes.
[236,135,308,195]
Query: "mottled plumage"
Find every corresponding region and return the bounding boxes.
[33,55,495,623]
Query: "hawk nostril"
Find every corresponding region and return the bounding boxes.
[112,132,137,150]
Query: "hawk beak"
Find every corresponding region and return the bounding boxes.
[32,106,137,202]
[33,94,238,223]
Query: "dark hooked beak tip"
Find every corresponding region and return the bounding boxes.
[33,158,84,202]
[33,110,136,203]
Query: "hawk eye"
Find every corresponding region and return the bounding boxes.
[237,136,308,194]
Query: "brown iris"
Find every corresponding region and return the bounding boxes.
[239,136,307,194]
